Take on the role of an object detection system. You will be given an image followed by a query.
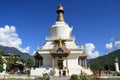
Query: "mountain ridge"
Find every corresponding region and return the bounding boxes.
[0,45,32,59]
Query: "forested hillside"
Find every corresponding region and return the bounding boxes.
[88,49,120,71]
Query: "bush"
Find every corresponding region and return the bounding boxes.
[26,69,31,77]
[0,65,4,72]
[79,75,92,80]
[42,73,50,80]
[70,74,93,80]
[70,74,79,80]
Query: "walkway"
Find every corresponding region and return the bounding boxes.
[0,74,35,79]
[50,76,70,80]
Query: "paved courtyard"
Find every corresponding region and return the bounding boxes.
[50,76,70,80]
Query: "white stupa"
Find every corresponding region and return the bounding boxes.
[31,4,92,76]
[115,57,120,73]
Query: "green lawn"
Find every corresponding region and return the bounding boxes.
[100,79,120,80]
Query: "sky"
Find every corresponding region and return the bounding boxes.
[0,0,120,59]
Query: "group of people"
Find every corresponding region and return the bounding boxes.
[59,69,69,77]
[93,70,112,77]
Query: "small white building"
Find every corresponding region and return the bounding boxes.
[31,4,92,76]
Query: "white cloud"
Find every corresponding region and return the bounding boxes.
[18,46,30,53]
[32,50,37,56]
[114,41,120,49]
[88,51,100,59]
[105,43,113,49]
[85,43,95,51]
[0,25,30,53]
[85,43,100,59]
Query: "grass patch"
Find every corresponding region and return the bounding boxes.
[100,78,120,80]
[70,74,120,80]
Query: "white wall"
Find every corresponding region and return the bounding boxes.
[41,54,52,67]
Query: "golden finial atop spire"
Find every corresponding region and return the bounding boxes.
[56,4,64,21]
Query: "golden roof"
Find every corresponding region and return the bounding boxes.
[79,52,88,59]
[81,52,88,56]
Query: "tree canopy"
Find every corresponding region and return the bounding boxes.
[0,50,4,72]
[88,49,120,71]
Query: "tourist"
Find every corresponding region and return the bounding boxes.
[67,69,69,76]
[59,70,61,77]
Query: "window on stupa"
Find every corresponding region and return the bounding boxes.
[57,48,63,52]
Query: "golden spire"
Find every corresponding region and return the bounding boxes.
[56,4,64,21]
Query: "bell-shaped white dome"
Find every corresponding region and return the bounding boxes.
[46,4,73,40]
[49,21,72,40]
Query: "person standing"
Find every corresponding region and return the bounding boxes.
[59,70,61,77]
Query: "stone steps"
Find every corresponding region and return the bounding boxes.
[50,76,70,80]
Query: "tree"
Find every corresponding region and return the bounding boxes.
[0,50,4,55]
[26,57,34,68]
[19,58,26,64]
[0,50,4,72]
[6,53,15,72]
